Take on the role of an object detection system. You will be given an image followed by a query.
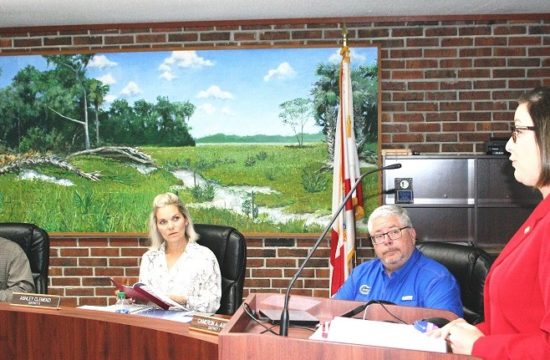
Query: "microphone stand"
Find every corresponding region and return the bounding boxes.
[279,163,402,336]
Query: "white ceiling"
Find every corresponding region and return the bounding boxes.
[1,0,550,29]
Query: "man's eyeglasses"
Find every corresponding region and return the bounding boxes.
[511,125,536,143]
[370,226,410,245]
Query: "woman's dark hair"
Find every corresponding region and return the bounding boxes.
[518,86,550,187]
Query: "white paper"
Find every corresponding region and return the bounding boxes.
[309,317,446,353]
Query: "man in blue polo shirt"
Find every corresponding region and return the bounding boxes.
[334,204,463,317]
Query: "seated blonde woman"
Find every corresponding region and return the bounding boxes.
[139,192,221,313]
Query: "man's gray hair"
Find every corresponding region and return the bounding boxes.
[367,204,413,234]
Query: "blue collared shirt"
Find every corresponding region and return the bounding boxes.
[334,249,464,317]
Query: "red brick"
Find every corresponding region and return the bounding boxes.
[509,36,542,46]
[407,102,438,111]
[79,238,110,246]
[392,91,424,101]
[411,144,440,153]
[459,27,491,36]
[427,112,458,122]
[441,38,473,47]
[406,59,438,69]
[251,269,283,278]
[291,30,322,39]
[407,81,439,91]
[410,123,441,132]
[425,27,457,37]
[390,49,422,58]
[357,28,389,38]
[440,81,472,90]
[108,258,138,266]
[426,91,457,101]
[393,113,425,122]
[460,48,491,57]
[392,133,424,142]
[440,102,471,111]
[234,32,256,41]
[382,124,408,132]
[494,47,526,57]
[90,248,119,257]
[528,47,550,57]
[259,32,290,41]
[73,36,103,45]
[406,38,439,47]
[426,133,457,142]
[64,268,94,276]
[475,37,507,46]
[474,80,506,89]
[392,27,423,37]
[475,58,506,67]
[442,143,475,152]
[460,133,490,142]
[474,101,508,111]
[459,112,492,122]
[266,258,296,267]
[528,69,550,77]
[79,258,108,266]
[440,59,472,68]
[494,26,526,35]
[59,248,90,257]
[392,70,423,80]
[104,35,134,45]
[44,37,72,46]
[136,34,166,43]
[168,33,198,42]
[382,60,405,69]
[508,58,540,67]
[508,80,542,89]
[460,91,490,100]
[425,69,457,79]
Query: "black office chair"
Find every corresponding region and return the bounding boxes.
[195,224,246,315]
[416,241,494,324]
[0,222,50,294]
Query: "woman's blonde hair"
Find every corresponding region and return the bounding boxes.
[147,192,199,250]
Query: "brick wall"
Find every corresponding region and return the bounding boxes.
[3,15,550,304]
[1,16,549,153]
[50,233,374,306]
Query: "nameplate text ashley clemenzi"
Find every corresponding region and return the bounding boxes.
[10,292,61,309]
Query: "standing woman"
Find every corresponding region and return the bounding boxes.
[431,86,550,359]
[139,192,221,313]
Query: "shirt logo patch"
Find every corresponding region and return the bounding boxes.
[401,295,413,301]
[359,285,371,295]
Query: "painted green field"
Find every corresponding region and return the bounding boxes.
[0,143,379,233]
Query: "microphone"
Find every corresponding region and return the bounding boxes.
[279,163,402,336]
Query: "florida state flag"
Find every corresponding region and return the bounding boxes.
[329,42,364,296]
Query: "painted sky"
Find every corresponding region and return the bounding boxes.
[0,47,377,138]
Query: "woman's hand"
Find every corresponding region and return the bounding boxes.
[169,294,188,305]
[428,318,484,355]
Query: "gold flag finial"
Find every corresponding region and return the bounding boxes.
[341,24,348,47]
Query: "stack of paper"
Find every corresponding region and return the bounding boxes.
[309,317,446,353]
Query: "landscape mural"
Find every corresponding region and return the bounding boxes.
[0,46,379,233]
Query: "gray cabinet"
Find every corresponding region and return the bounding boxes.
[382,155,541,247]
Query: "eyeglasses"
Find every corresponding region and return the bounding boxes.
[511,125,536,143]
[370,226,410,245]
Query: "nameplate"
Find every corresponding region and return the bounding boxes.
[189,314,229,335]
[10,292,61,309]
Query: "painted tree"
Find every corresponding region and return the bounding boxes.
[87,79,110,146]
[44,54,94,150]
[311,62,378,161]
[278,97,313,147]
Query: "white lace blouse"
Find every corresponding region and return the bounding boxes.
[139,242,221,313]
